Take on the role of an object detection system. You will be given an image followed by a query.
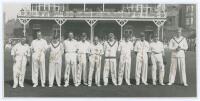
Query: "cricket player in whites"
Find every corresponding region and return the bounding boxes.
[31,31,48,87]
[88,36,104,87]
[150,34,165,85]
[134,32,150,85]
[118,34,133,86]
[103,33,119,86]
[77,33,90,86]
[48,33,64,87]
[63,32,78,87]
[11,38,30,88]
[168,28,188,86]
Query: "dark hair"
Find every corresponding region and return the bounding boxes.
[36,31,41,34]
[81,32,87,37]
[140,32,145,37]
[53,33,59,39]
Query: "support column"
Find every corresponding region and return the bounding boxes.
[85,20,98,43]
[55,18,67,40]
[18,18,31,37]
[146,7,148,16]
[153,19,166,40]
[103,3,105,11]
[157,26,160,39]
[161,25,164,41]
[141,5,143,16]
[116,19,128,40]
[84,3,86,12]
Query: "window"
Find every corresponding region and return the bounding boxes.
[44,4,49,11]
[137,4,142,11]
[190,18,193,25]
[186,5,190,13]
[55,4,60,11]
[185,18,190,25]
[40,4,44,11]
[50,4,54,11]
[60,4,64,11]
[36,4,39,11]
[191,5,194,12]
[31,4,37,11]
[185,17,194,25]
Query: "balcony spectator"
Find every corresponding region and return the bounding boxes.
[123,8,128,12]
[73,9,78,17]
[20,8,25,16]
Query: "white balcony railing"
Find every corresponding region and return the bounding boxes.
[17,10,167,19]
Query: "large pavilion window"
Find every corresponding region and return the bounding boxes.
[86,4,103,12]
[190,17,194,25]
[186,17,194,25]
[44,4,49,11]
[123,4,137,12]
[50,4,54,11]
[186,5,191,13]
[137,4,142,11]
[64,4,69,11]
[36,4,40,11]
[40,4,44,11]
[31,4,37,11]
[59,4,65,11]
[55,4,60,11]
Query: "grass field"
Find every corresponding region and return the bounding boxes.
[4,50,196,97]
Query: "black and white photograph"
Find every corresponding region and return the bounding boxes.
[2,0,197,98]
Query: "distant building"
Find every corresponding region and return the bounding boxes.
[163,4,196,41]
[179,4,196,30]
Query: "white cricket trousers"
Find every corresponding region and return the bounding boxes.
[103,58,117,85]
[88,55,102,85]
[49,61,62,86]
[118,56,131,85]
[13,55,27,86]
[135,53,148,84]
[169,57,187,84]
[151,53,165,84]
[77,54,87,85]
[32,53,46,85]
[64,53,77,85]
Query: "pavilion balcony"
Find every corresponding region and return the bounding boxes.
[17,10,167,19]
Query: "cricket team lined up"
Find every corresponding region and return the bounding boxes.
[11,28,188,88]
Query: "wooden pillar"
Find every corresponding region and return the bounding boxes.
[103,3,105,11]
[84,3,86,11]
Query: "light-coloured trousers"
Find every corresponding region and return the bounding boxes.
[49,61,62,86]
[135,53,148,84]
[64,53,77,85]
[151,54,165,84]
[13,55,27,85]
[88,55,102,85]
[32,53,46,85]
[118,56,131,85]
[169,57,187,84]
[77,54,87,84]
[103,58,117,85]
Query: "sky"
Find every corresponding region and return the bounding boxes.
[3,3,26,22]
